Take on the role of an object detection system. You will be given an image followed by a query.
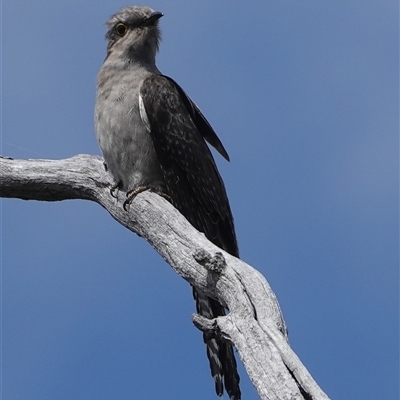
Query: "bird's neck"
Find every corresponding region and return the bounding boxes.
[104,51,159,74]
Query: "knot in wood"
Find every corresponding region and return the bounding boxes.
[193,249,227,274]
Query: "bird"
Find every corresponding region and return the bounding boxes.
[95,6,241,399]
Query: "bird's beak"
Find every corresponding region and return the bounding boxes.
[143,11,163,26]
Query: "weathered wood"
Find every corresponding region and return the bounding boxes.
[0,154,330,400]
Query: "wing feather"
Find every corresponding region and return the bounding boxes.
[139,74,238,254]
[139,74,241,400]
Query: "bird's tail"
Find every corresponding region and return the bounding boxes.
[193,287,241,400]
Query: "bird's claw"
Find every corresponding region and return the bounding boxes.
[123,186,149,211]
[123,186,171,211]
[110,180,123,198]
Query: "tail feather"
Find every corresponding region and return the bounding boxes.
[193,287,241,400]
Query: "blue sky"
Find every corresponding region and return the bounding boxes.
[2,1,398,399]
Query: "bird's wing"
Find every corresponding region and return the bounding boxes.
[139,74,238,256]
[139,74,241,400]
[163,75,230,161]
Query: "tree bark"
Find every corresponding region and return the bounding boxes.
[0,154,330,400]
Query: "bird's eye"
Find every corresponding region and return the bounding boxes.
[115,23,128,36]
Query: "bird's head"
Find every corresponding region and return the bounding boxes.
[104,6,163,65]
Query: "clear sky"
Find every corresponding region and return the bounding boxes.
[2,1,398,399]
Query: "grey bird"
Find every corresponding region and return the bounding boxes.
[95,6,241,399]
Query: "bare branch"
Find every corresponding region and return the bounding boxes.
[0,155,330,400]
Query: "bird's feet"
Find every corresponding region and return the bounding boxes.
[123,186,171,211]
[123,186,149,210]
[110,180,123,198]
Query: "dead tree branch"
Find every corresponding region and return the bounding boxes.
[0,154,330,400]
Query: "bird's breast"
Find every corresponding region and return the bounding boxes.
[95,79,164,192]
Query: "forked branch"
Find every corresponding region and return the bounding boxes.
[0,154,330,400]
